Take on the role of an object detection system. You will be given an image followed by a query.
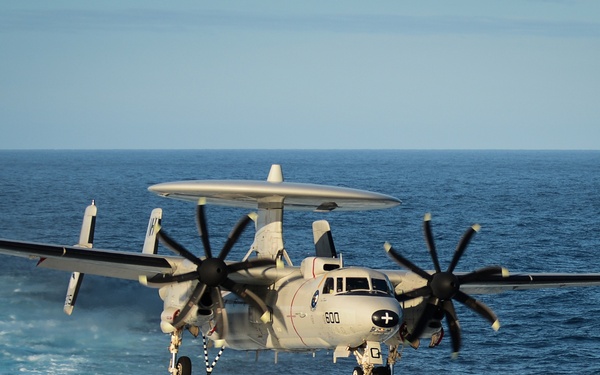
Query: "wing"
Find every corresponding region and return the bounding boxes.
[383,269,600,295]
[0,238,285,286]
[0,238,177,282]
[460,273,600,294]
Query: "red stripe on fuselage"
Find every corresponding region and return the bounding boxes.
[288,278,313,347]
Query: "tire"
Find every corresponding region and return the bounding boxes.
[177,356,192,375]
[373,366,391,375]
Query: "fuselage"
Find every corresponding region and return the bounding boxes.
[221,265,402,351]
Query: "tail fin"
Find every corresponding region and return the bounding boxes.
[143,208,162,254]
[64,201,97,315]
[312,220,337,258]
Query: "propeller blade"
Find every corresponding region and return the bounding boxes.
[157,228,203,267]
[227,258,277,273]
[395,285,431,302]
[447,224,480,273]
[173,282,208,327]
[423,213,442,273]
[222,278,271,323]
[218,213,254,261]
[453,290,500,331]
[442,300,461,357]
[147,271,200,284]
[406,296,439,342]
[389,214,506,356]
[196,198,213,259]
[211,287,228,340]
[158,206,271,331]
[384,242,432,281]
[459,266,509,284]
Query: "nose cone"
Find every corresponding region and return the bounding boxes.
[372,310,400,328]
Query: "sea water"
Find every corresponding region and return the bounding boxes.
[0,150,599,374]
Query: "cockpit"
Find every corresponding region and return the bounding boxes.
[321,268,394,296]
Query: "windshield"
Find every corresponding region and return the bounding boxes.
[372,278,392,295]
[346,277,370,292]
[322,275,394,295]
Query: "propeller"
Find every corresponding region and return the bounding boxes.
[384,213,508,357]
[150,198,275,331]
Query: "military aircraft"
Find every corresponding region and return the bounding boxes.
[1,164,600,375]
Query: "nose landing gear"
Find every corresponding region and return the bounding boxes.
[351,341,396,375]
[352,365,392,375]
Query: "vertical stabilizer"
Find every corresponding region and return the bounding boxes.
[312,220,337,258]
[143,208,163,254]
[64,201,97,315]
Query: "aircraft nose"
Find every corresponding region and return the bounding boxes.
[371,309,400,328]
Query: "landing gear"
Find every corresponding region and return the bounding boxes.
[176,356,192,375]
[168,329,190,375]
[352,364,391,375]
[351,341,399,375]
[351,341,397,375]
[372,366,392,375]
[166,326,227,375]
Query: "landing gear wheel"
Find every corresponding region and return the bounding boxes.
[352,366,364,375]
[176,356,192,375]
[373,366,392,375]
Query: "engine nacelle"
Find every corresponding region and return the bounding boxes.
[161,306,180,323]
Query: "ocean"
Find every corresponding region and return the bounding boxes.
[0,150,599,374]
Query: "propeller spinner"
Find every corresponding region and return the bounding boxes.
[385,213,508,357]
[150,198,275,332]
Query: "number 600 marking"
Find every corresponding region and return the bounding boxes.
[325,311,340,324]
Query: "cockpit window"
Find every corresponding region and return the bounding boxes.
[323,277,334,294]
[324,274,394,295]
[346,277,370,292]
[372,278,392,295]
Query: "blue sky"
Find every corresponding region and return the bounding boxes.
[1,1,599,149]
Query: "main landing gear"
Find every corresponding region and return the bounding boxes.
[167,328,226,375]
[168,329,190,375]
[175,357,192,375]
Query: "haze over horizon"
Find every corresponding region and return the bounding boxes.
[1,1,599,150]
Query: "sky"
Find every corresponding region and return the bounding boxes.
[1,1,599,150]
